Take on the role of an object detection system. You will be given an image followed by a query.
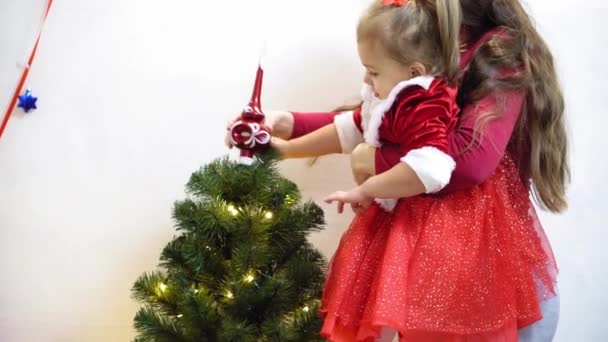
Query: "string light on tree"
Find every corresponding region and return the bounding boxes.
[244,273,255,283]
[264,211,273,220]
[225,290,234,299]
[285,194,296,206]
[302,306,310,313]
[227,205,239,216]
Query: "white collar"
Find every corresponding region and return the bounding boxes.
[360,75,435,147]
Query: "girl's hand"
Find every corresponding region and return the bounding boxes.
[324,187,373,214]
[225,110,294,148]
[270,137,291,158]
[351,143,376,185]
[350,200,373,215]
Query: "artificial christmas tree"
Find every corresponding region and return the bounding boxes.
[131,153,326,341]
[131,65,327,341]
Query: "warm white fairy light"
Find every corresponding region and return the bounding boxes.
[303,306,310,312]
[158,282,168,293]
[264,211,273,220]
[245,274,255,283]
[226,290,234,299]
[177,314,183,318]
[227,205,239,216]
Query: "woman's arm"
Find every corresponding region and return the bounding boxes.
[290,112,338,139]
[442,89,524,192]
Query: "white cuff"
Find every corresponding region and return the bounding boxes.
[334,111,364,154]
[400,146,455,193]
[375,198,398,211]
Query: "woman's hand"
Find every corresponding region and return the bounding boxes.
[324,187,373,214]
[225,110,294,148]
[351,143,376,185]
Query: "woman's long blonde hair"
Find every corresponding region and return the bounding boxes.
[458,0,569,212]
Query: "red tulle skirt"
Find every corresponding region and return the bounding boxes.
[320,157,557,342]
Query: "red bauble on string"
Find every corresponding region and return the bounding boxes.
[229,120,271,161]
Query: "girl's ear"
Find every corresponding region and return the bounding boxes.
[409,62,427,77]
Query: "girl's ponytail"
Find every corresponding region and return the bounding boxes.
[435,0,462,83]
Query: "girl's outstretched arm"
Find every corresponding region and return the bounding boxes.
[271,123,342,159]
[324,162,425,213]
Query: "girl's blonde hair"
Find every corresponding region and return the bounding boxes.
[311,0,461,166]
[357,0,462,84]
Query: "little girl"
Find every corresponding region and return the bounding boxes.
[270,0,561,341]
[274,0,462,209]
[272,0,474,340]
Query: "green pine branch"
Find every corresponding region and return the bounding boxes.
[176,288,220,341]
[284,244,326,296]
[219,318,257,342]
[131,271,178,316]
[133,305,189,342]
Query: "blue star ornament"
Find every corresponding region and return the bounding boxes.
[17,89,38,113]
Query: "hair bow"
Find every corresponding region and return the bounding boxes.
[381,0,408,7]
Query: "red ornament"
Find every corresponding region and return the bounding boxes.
[229,65,272,165]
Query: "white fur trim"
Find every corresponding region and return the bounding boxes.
[360,76,435,147]
[239,156,255,165]
[333,111,364,153]
[375,198,398,212]
[400,146,456,193]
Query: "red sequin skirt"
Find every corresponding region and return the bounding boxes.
[320,157,557,342]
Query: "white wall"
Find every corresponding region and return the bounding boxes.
[0,0,606,341]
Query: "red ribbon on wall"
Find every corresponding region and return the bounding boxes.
[0,0,54,141]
